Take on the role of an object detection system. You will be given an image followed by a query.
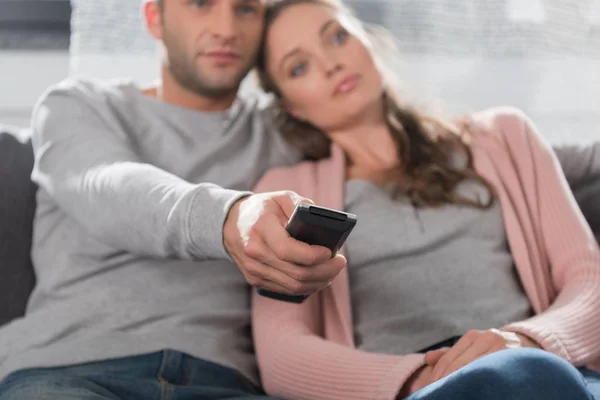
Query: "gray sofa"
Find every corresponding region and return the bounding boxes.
[0,124,599,328]
[0,126,36,327]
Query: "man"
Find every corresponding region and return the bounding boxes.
[0,0,346,399]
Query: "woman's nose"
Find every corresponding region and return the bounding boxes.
[323,57,344,78]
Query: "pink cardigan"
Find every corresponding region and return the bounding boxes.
[251,107,600,400]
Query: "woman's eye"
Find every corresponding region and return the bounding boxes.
[333,29,349,45]
[290,62,308,77]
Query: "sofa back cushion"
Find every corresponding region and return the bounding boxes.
[573,174,600,243]
[0,127,37,327]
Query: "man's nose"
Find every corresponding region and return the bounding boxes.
[209,5,236,41]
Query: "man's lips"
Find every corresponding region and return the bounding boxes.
[204,51,240,63]
[333,74,361,96]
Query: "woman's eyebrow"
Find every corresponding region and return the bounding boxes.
[279,49,302,75]
[277,18,337,74]
[319,19,336,36]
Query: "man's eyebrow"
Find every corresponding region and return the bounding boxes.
[277,19,337,75]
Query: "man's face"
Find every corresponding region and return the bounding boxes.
[150,0,265,99]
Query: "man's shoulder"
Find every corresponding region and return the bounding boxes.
[235,90,276,120]
[35,76,136,112]
[236,91,303,165]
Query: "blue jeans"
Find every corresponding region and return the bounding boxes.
[0,350,278,400]
[405,346,600,400]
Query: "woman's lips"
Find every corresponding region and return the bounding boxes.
[333,74,361,96]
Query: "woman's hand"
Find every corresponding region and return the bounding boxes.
[398,330,541,398]
[426,329,541,382]
[396,347,450,398]
[396,365,436,399]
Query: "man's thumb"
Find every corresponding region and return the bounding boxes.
[276,191,314,220]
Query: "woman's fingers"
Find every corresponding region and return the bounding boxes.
[424,347,450,366]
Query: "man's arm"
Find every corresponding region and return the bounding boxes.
[31,84,346,296]
[31,85,246,261]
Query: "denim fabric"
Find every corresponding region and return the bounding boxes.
[407,338,600,400]
[0,350,278,400]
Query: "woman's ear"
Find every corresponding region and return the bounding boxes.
[280,98,308,122]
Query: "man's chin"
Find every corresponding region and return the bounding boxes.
[196,59,250,83]
[197,73,247,94]
[189,80,241,99]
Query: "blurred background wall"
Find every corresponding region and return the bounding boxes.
[1,0,599,144]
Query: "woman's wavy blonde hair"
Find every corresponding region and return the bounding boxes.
[256,0,494,209]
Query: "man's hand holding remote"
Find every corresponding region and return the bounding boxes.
[223,191,347,296]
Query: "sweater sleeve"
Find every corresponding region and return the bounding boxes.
[252,290,426,400]
[498,110,600,366]
[30,82,249,261]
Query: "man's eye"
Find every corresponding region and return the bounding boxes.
[236,5,258,15]
[191,0,208,8]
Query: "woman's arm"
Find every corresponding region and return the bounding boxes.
[250,165,428,400]
[252,288,426,400]
[498,110,600,366]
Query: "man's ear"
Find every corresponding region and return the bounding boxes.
[143,0,163,41]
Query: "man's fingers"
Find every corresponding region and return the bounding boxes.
[242,258,305,295]
[261,212,332,266]
[236,192,345,296]
[306,254,347,283]
[246,261,338,296]
[251,278,297,296]
[263,255,346,292]
[241,220,345,294]
[242,251,344,295]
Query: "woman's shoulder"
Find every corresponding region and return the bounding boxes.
[466,106,550,155]
[468,106,532,139]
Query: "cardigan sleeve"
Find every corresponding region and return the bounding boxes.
[251,168,426,400]
[495,109,600,366]
[252,289,426,400]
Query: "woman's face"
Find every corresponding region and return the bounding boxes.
[265,3,384,132]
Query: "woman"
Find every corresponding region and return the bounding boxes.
[251,0,600,399]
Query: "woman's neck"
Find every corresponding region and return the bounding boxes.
[328,112,399,182]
